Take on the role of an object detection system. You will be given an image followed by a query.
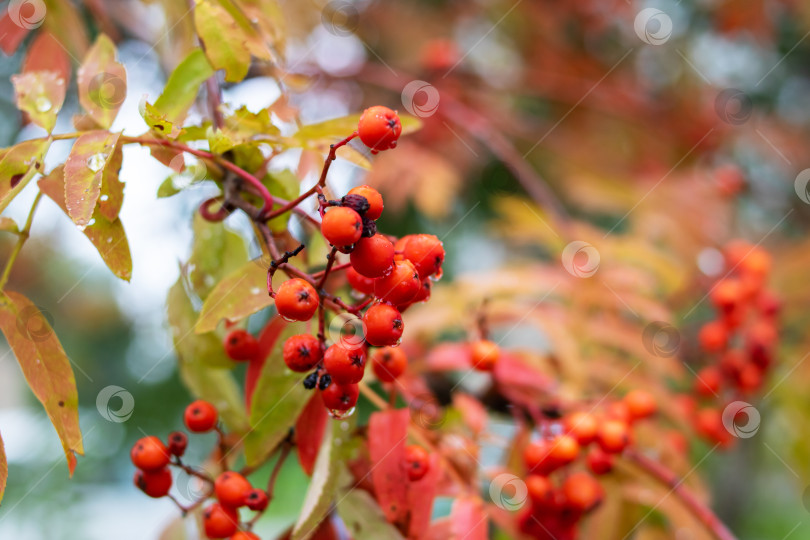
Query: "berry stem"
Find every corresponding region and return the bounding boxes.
[0,191,42,292]
[624,448,737,540]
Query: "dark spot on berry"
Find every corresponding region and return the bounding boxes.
[350,353,364,366]
[297,290,310,302]
[387,118,398,129]
[393,318,403,330]
[298,345,310,358]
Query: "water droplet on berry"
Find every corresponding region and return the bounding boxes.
[328,407,356,419]
[35,97,52,112]
[87,153,106,172]
[430,268,443,281]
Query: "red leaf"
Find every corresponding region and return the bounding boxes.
[450,496,488,540]
[407,452,440,539]
[244,316,287,409]
[23,32,71,86]
[0,14,30,56]
[295,393,329,476]
[368,408,410,528]
[493,353,554,408]
[425,343,471,371]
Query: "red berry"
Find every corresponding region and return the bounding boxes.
[563,412,597,445]
[245,488,269,512]
[134,467,172,498]
[203,503,240,538]
[710,279,742,311]
[526,474,554,507]
[624,389,657,421]
[282,334,324,372]
[184,400,219,433]
[351,234,395,278]
[363,303,404,346]
[230,533,261,540]
[561,472,603,512]
[323,343,367,385]
[605,401,631,423]
[694,366,722,397]
[322,206,363,247]
[401,234,445,280]
[698,321,728,352]
[596,420,630,454]
[411,279,432,304]
[215,471,253,508]
[358,106,401,153]
[275,278,319,322]
[131,436,170,471]
[586,447,614,475]
[320,382,359,411]
[371,346,407,382]
[168,431,188,457]
[374,260,420,305]
[348,185,384,220]
[694,408,732,447]
[470,339,499,372]
[405,445,430,481]
[223,329,260,361]
[346,266,376,295]
[524,436,579,475]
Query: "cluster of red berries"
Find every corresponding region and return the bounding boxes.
[131,400,265,539]
[518,390,657,539]
[685,241,779,446]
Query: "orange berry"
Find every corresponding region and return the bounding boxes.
[275,278,319,322]
[134,467,172,498]
[215,471,253,508]
[694,366,722,397]
[184,400,219,433]
[131,436,170,471]
[405,445,430,481]
[400,234,445,280]
[596,420,630,454]
[564,412,598,445]
[320,382,359,412]
[358,106,401,153]
[346,265,376,295]
[203,503,239,538]
[470,339,500,372]
[350,234,395,278]
[586,447,614,475]
[561,472,603,512]
[710,278,742,311]
[282,334,324,373]
[374,259,420,305]
[230,532,261,540]
[624,389,657,421]
[348,185,384,220]
[698,321,728,352]
[321,206,363,247]
[363,303,404,347]
[371,346,407,382]
[526,474,554,507]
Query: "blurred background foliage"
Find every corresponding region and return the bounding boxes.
[1,0,810,538]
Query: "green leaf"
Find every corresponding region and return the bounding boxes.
[167,280,250,431]
[243,322,309,466]
[77,34,127,130]
[194,0,252,83]
[289,115,370,169]
[223,106,279,138]
[141,102,182,139]
[195,260,272,334]
[336,488,405,540]
[265,169,300,232]
[206,126,239,155]
[63,131,121,229]
[187,214,249,301]
[292,418,353,540]
[0,139,49,214]
[0,291,83,475]
[98,139,125,221]
[38,166,133,281]
[11,72,66,133]
[0,217,19,234]
[153,49,214,126]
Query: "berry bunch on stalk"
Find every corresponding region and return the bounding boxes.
[684,241,780,447]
